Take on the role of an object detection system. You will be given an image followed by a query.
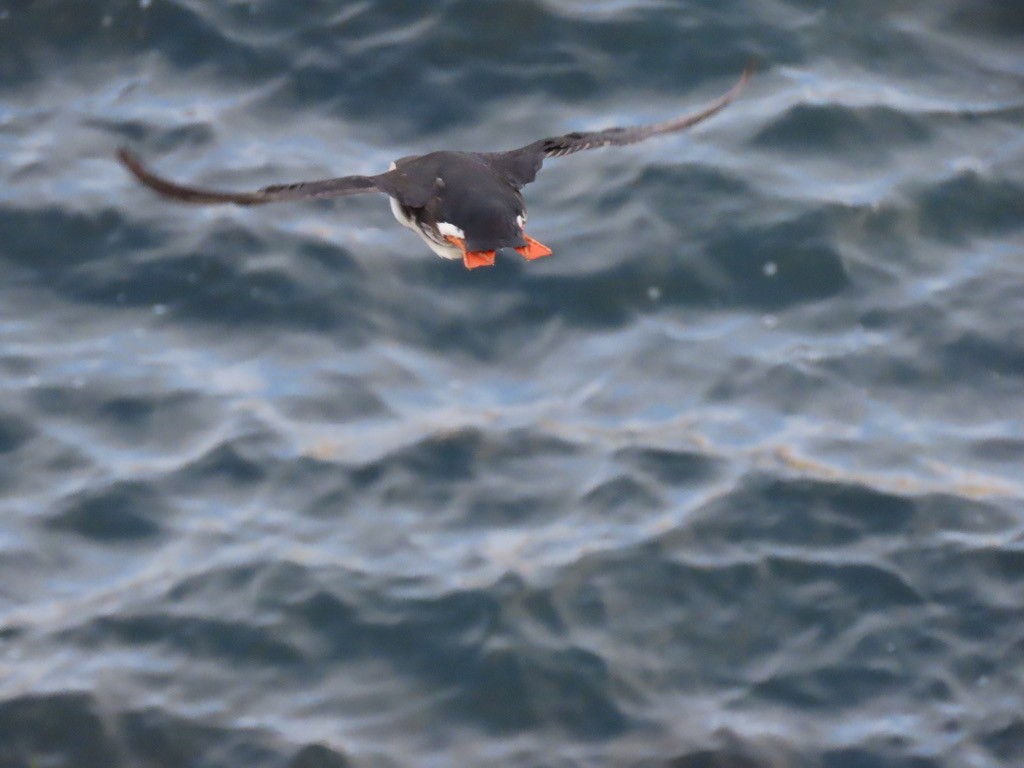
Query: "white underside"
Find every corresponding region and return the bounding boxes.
[389,197,462,259]
[387,161,462,260]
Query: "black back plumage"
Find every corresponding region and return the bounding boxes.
[389,152,528,251]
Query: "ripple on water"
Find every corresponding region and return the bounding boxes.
[46,480,172,543]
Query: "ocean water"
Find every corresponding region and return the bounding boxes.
[1,1,1023,767]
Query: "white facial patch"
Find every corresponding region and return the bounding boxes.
[437,221,466,240]
[516,213,526,229]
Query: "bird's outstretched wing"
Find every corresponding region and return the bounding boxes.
[117,148,384,206]
[482,61,754,187]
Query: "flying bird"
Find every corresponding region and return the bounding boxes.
[119,63,752,270]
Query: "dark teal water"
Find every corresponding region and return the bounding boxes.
[2,2,1024,767]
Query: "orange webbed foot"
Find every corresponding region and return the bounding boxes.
[463,250,496,269]
[515,235,552,261]
[445,235,496,269]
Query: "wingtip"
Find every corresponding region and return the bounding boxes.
[720,59,756,103]
[116,146,146,179]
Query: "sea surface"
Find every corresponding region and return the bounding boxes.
[1,2,1023,767]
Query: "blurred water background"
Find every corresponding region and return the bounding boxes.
[1,1,1023,766]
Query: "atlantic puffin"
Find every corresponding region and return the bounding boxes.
[119,63,752,270]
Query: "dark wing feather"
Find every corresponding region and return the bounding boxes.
[118,148,383,205]
[483,61,753,187]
